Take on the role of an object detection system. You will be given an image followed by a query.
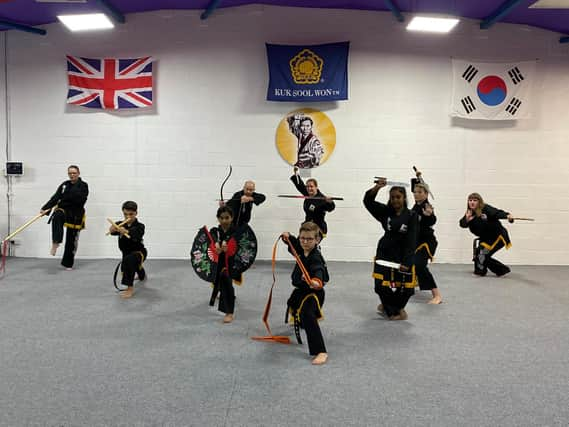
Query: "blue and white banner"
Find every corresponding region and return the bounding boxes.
[266,42,349,102]
[451,59,536,120]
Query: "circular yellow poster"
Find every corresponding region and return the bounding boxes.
[276,108,336,169]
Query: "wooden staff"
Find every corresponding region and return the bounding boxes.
[2,213,45,242]
[106,218,131,238]
[501,217,535,223]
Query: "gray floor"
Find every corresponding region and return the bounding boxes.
[0,258,568,427]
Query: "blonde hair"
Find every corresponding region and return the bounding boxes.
[467,193,485,217]
[414,183,430,196]
[299,221,320,237]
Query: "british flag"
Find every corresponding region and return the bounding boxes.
[66,55,153,109]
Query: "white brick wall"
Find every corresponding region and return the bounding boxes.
[0,7,568,264]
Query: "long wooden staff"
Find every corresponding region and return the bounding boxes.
[106,218,131,239]
[2,213,45,242]
[1,213,45,277]
[501,217,535,223]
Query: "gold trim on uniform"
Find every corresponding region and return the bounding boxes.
[373,262,415,289]
[63,213,86,230]
[134,251,145,269]
[415,242,434,260]
[480,235,511,251]
[289,293,324,324]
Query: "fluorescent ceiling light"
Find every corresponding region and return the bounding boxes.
[530,0,569,8]
[406,16,460,33]
[36,0,87,3]
[57,13,114,31]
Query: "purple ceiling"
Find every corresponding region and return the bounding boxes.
[1,0,568,37]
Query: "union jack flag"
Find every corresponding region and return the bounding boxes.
[66,55,153,109]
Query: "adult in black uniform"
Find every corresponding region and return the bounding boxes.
[40,165,88,270]
[109,201,147,299]
[225,180,266,228]
[364,178,418,320]
[459,193,513,277]
[411,171,442,304]
[290,167,335,240]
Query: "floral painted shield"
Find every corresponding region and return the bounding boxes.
[231,224,258,279]
[190,225,257,283]
[190,226,218,283]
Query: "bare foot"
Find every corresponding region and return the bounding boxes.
[121,287,134,299]
[50,243,60,256]
[390,309,408,321]
[427,296,442,304]
[223,313,234,323]
[377,304,384,314]
[312,353,328,365]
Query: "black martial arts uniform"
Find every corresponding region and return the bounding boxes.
[290,175,335,238]
[225,190,266,228]
[411,178,438,291]
[111,219,147,286]
[210,226,238,315]
[459,204,512,276]
[285,235,329,356]
[42,178,88,268]
[364,188,418,318]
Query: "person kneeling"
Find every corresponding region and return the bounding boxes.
[109,201,147,299]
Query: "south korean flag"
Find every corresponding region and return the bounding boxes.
[450,59,536,120]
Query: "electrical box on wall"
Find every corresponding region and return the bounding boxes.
[5,162,24,176]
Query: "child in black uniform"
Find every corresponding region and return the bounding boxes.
[364,178,418,320]
[211,206,238,323]
[109,201,147,299]
[282,222,329,365]
[411,172,442,304]
[459,193,513,277]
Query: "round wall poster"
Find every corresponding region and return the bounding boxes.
[275,108,336,169]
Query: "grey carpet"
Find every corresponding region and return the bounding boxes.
[0,258,568,427]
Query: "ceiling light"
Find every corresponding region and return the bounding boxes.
[529,0,569,8]
[36,0,87,3]
[57,13,114,31]
[406,16,460,33]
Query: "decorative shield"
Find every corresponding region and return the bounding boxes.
[190,226,218,283]
[231,224,258,278]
